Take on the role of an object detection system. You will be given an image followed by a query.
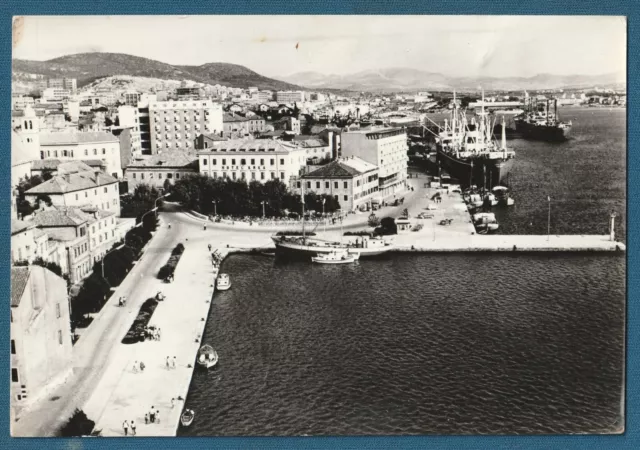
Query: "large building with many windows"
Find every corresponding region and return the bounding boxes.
[24,162,121,216]
[197,138,307,183]
[125,152,199,191]
[39,131,123,179]
[276,91,305,103]
[340,127,408,198]
[294,156,379,212]
[149,100,223,154]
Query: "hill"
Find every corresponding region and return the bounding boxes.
[12,52,301,91]
[277,68,626,92]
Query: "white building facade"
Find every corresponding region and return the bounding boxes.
[149,100,223,154]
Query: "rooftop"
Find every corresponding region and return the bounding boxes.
[25,170,118,195]
[303,157,377,179]
[11,267,30,307]
[12,219,35,236]
[31,159,105,171]
[197,138,300,154]
[127,152,199,169]
[40,131,119,146]
[32,205,115,228]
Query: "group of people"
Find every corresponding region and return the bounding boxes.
[165,355,177,370]
[122,419,137,436]
[118,296,127,307]
[132,360,146,373]
[145,406,159,425]
[164,273,174,283]
[145,326,161,341]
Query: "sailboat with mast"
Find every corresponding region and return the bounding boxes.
[271,178,348,257]
[435,90,516,188]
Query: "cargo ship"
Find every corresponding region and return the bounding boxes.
[514,98,572,142]
[435,92,515,188]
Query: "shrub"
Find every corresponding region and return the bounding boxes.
[171,243,185,256]
[375,217,398,236]
[157,243,185,279]
[368,213,381,228]
[58,409,96,437]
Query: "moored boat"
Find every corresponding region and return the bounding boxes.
[197,345,218,369]
[473,212,500,233]
[216,273,231,291]
[312,250,360,264]
[347,236,394,256]
[181,409,195,427]
[492,186,515,206]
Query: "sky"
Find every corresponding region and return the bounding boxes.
[13,15,626,78]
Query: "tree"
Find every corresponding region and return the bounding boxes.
[42,169,54,181]
[368,213,380,228]
[376,217,397,236]
[59,409,97,437]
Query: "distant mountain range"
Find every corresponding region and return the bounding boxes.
[12,52,301,91]
[276,68,626,92]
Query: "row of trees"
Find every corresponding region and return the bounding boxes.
[170,175,341,217]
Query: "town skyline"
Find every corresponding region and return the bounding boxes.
[13,15,626,79]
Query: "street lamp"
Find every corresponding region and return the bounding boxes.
[212,200,218,216]
[261,200,267,218]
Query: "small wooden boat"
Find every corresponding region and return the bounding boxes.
[216,273,231,291]
[473,212,500,233]
[197,345,219,369]
[312,250,360,264]
[181,409,195,427]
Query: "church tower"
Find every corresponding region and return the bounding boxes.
[18,105,41,161]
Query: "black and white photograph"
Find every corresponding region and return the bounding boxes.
[10,15,626,437]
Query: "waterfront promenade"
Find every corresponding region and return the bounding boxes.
[84,242,223,436]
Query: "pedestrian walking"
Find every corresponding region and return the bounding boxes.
[208,244,212,252]
[171,398,175,408]
[172,356,176,369]
[155,410,160,424]
[133,361,138,373]
[145,413,149,424]
[157,328,162,341]
[166,356,170,369]
[130,420,136,436]
[122,420,129,436]
[140,361,145,372]
[150,406,156,423]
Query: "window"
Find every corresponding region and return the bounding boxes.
[280,158,285,165]
[241,172,246,180]
[307,182,311,189]
[325,181,329,189]
[251,159,255,165]
[94,189,97,196]
[316,182,320,189]
[232,172,236,180]
[204,142,209,149]
[176,174,180,179]
[344,182,348,188]
[133,173,137,179]
[271,172,275,179]
[261,172,265,180]
[212,159,217,166]
[58,330,63,345]
[280,172,285,180]
[75,194,79,200]
[334,182,338,189]
[56,303,61,318]
[222,159,227,165]
[251,172,256,180]
[104,187,108,193]
[102,148,106,155]
[241,159,246,165]
[270,159,275,166]
[11,369,18,383]
[167,173,173,179]
[85,192,88,198]
[158,173,163,179]
[344,195,348,201]
[297,182,301,188]
[141,173,145,180]
[334,195,338,201]
[232,159,236,166]
[260,159,264,165]
[11,340,16,354]
[93,149,97,155]
[203,159,208,166]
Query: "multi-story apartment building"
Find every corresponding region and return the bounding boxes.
[222,113,266,137]
[42,77,77,92]
[11,96,35,111]
[252,91,273,103]
[149,100,223,154]
[39,131,123,178]
[41,88,71,103]
[276,91,305,103]
[125,152,199,192]
[24,162,121,216]
[32,205,119,283]
[197,138,307,183]
[340,127,408,198]
[123,91,141,106]
[294,157,379,212]
[11,265,73,419]
[117,105,142,155]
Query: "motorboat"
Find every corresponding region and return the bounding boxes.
[347,236,395,256]
[312,250,360,264]
[196,345,219,369]
[473,212,500,233]
[216,273,231,291]
[492,186,515,206]
[181,409,195,427]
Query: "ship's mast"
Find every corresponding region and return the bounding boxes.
[501,116,507,159]
[301,177,306,239]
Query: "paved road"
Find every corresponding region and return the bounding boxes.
[12,211,186,437]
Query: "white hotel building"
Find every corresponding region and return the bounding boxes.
[341,127,408,198]
[149,100,223,154]
[197,138,307,183]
